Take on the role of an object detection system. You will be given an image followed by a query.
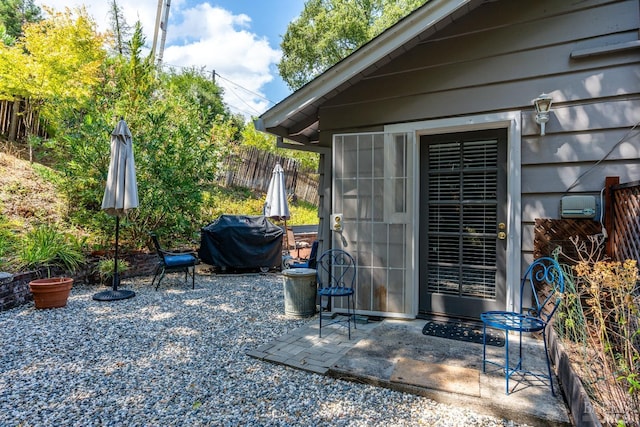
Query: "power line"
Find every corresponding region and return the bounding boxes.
[216,78,263,116]
[213,72,275,105]
[160,62,278,116]
[226,104,262,119]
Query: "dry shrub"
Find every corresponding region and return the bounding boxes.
[556,236,639,426]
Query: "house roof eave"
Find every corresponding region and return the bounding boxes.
[258,0,478,140]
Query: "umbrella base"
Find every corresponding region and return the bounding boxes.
[92,289,136,301]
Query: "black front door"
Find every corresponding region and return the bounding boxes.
[419,129,507,319]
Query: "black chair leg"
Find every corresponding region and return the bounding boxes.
[154,266,166,291]
[157,269,166,290]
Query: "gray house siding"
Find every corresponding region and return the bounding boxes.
[258,0,640,317]
[322,2,637,123]
[315,0,639,274]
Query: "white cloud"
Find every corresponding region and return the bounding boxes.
[161,4,280,117]
[36,1,281,118]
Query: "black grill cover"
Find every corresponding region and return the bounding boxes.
[199,215,283,269]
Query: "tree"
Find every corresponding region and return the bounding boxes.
[111,21,157,118]
[164,67,230,128]
[0,6,106,142]
[56,23,231,245]
[108,0,131,56]
[0,0,41,41]
[278,0,427,90]
[0,23,15,45]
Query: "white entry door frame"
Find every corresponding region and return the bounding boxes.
[386,111,522,315]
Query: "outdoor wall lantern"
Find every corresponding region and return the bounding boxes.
[532,93,553,136]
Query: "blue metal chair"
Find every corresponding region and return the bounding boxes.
[149,233,198,290]
[481,257,565,395]
[316,249,356,339]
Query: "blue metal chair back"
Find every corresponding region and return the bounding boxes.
[316,248,357,339]
[520,257,565,324]
[316,249,356,292]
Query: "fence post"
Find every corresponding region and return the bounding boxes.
[8,99,20,142]
[604,176,619,258]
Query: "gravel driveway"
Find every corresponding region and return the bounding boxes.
[0,273,526,426]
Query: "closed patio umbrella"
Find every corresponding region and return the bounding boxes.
[264,163,291,248]
[93,118,138,301]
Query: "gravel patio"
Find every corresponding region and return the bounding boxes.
[0,272,530,426]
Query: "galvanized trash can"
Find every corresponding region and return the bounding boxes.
[282,268,317,317]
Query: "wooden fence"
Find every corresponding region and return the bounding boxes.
[217,146,319,205]
[610,179,640,263]
[0,99,47,143]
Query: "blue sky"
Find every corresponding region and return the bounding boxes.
[36,0,307,118]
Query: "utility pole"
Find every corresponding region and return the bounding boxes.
[151,0,163,60]
[157,0,172,66]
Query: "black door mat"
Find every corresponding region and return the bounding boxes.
[422,319,505,347]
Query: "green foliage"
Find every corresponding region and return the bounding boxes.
[202,186,266,220]
[202,186,318,227]
[0,6,106,128]
[0,2,319,267]
[164,68,230,128]
[111,22,157,118]
[96,258,129,282]
[241,123,319,172]
[0,213,19,271]
[47,23,233,249]
[279,0,428,90]
[0,23,15,46]
[289,200,319,225]
[0,0,41,40]
[16,224,86,275]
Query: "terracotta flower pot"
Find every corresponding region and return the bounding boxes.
[29,277,74,309]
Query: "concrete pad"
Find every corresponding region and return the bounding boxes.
[248,318,572,426]
[390,358,480,397]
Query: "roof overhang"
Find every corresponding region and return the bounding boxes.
[256,0,482,149]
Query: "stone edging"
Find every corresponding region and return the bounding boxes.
[0,252,159,312]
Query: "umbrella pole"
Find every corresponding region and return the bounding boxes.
[113,216,120,291]
[284,219,290,254]
[92,215,135,301]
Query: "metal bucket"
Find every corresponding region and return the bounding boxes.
[282,268,317,317]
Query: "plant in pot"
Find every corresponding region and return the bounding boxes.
[17,225,86,309]
[96,258,129,286]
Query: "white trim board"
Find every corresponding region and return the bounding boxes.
[385,111,522,313]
